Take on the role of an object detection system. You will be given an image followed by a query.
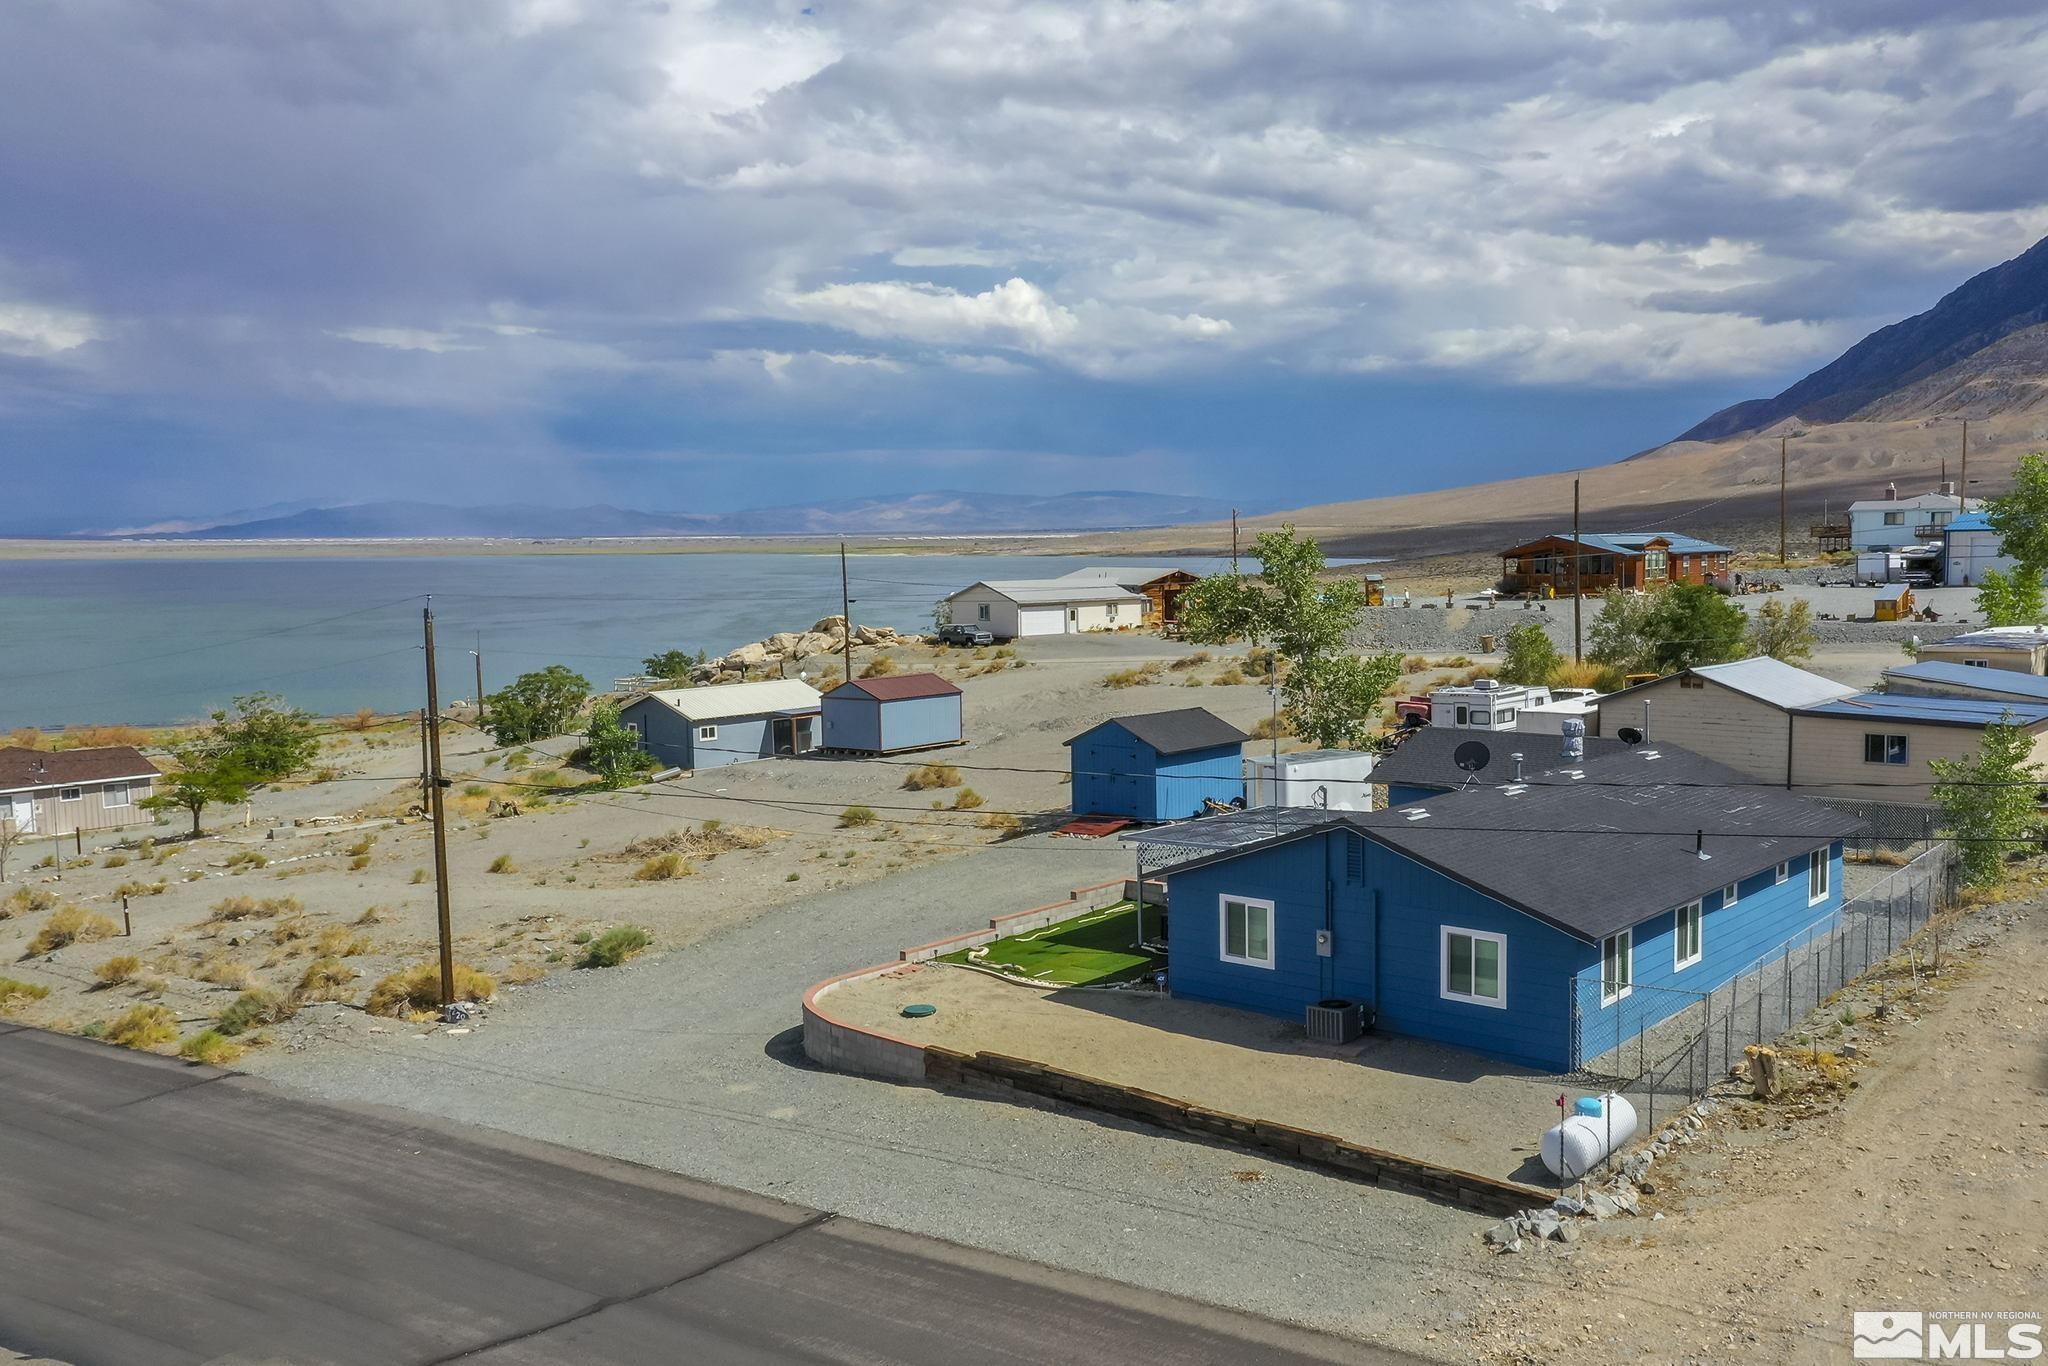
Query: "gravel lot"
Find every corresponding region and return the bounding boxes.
[247,844,1508,1352]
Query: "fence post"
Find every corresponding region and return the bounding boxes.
[1782,944,1792,1031]
[1723,988,1733,1077]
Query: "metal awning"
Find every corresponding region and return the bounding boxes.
[1120,806,1336,876]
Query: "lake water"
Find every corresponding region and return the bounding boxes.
[0,551,1313,728]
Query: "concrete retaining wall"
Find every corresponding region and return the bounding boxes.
[801,965,928,1083]
[926,1047,1548,1218]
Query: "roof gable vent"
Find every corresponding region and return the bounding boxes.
[1500,783,1528,796]
[1403,807,1432,821]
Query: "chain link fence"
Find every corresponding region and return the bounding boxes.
[1565,841,1958,1139]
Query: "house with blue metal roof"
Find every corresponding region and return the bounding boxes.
[1787,690,2048,804]
[1498,531,1733,595]
[1127,743,1859,1071]
[1884,660,2048,704]
[1941,510,2011,587]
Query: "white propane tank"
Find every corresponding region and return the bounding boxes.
[1539,1093,1639,1179]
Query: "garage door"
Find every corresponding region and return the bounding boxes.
[1016,606,1067,636]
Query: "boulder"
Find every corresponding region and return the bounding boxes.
[724,642,771,669]
[853,625,893,645]
[1585,1191,1622,1221]
[812,615,847,634]
[795,631,837,657]
[1484,1220,1523,1252]
[767,632,802,654]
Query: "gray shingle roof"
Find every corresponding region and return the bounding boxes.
[1152,742,1863,943]
[1071,707,1248,756]
[1369,726,1626,792]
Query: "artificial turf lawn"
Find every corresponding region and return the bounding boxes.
[937,901,1163,987]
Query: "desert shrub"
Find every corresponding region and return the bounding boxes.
[634,853,694,881]
[503,749,533,770]
[487,854,517,874]
[295,957,360,1002]
[64,724,151,748]
[1548,658,1614,691]
[501,961,547,985]
[951,788,985,810]
[1212,666,1248,686]
[0,977,51,1012]
[355,905,388,924]
[313,925,371,957]
[838,805,878,828]
[348,854,371,870]
[619,824,769,863]
[271,916,314,946]
[102,853,129,869]
[346,706,380,732]
[364,962,495,1018]
[215,989,293,1036]
[178,1030,243,1065]
[104,1004,178,1050]
[978,811,1022,833]
[346,834,376,856]
[194,955,258,990]
[4,885,59,917]
[224,849,269,871]
[28,907,121,955]
[209,894,299,922]
[1101,664,1162,689]
[859,656,899,678]
[1401,654,1430,674]
[411,867,428,884]
[113,879,167,899]
[95,954,142,986]
[902,763,963,791]
[579,926,650,969]
[1249,715,1288,741]
[1167,651,1212,671]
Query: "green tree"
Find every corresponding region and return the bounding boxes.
[209,692,320,782]
[1745,598,1817,665]
[484,665,591,745]
[1497,622,1562,685]
[1985,450,2048,575]
[1587,589,1659,673]
[1644,583,1747,673]
[1930,720,2042,887]
[140,749,253,837]
[642,649,704,682]
[584,701,653,790]
[1975,566,2045,627]
[1179,526,1403,746]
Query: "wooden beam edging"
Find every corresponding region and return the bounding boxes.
[926,1047,1548,1218]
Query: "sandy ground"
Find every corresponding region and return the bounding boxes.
[1458,891,2048,1366]
[0,630,1334,1047]
[829,962,1562,1180]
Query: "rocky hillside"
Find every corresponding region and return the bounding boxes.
[1679,233,2048,440]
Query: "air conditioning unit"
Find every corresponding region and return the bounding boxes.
[1306,998,1365,1045]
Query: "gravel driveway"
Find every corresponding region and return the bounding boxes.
[249,839,1497,1351]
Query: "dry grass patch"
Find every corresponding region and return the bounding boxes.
[355,904,390,925]
[500,961,547,986]
[0,977,51,1013]
[4,886,59,918]
[579,926,650,969]
[104,1004,178,1050]
[27,907,121,955]
[838,805,878,828]
[313,925,372,957]
[364,962,495,1019]
[902,763,963,791]
[113,879,168,899]
[951,788,985,810]
[1167,651,1212,671]
[296,957,361,1003]
[859,655,899,678]
[215,988,293,1036]
[102,853,128,869]
[224,849,269,872]
[94,954,142,986]
[1101,663,1163,689]
[179,1030,244,1066]
[634,853,694,881]
[487,854,517,874]
[208,894,301,923]
[978,811,1022,833]
[194,954,259,990]
[618,823,773,864]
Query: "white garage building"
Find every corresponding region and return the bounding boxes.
[943,579,1150,639]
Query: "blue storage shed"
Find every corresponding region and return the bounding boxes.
[1067,708,1247,823]
[1131,742,1861,1071]
[619,679,822,772]
[821,673,964,754]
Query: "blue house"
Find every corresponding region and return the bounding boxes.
[821,673,964,754]
[1134,743,1860,1071]
[1066,708,1248,823]
[619,679,822,772]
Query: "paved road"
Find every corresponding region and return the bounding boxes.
[0,1024,1404,1366]
[250,842,1489,1347]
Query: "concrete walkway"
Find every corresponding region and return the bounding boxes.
[249,841,1498,1348]
[0,1025,1385,1366]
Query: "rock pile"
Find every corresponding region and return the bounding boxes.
[1483,1097,1718,1253]
[682,617,913,684]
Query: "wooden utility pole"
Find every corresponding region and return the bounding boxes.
[1572,478,1583,662]
[422,604,456,1009]
[1779,435,1789,566]
[417,709,429,810]
[1961,418,1969,506]
[472,632,485,726]
[1230,509,1240,574]
[839,540,853,684]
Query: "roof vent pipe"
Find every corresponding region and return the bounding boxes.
[1886,482,1898,500]
[1511,752,1524,782]
[1642,700,1651,742]
[1561,717,1585,762]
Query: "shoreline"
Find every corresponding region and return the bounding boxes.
[0,531,1235,561]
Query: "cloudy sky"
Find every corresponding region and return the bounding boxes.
[4,0,2046,528]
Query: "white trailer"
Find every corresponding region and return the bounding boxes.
[1247,748,1377,811]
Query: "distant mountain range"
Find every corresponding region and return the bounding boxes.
[1678,233,2048,441]
[65,490,1239,540]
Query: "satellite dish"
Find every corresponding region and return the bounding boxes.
[1617,726,1644,746]
[1452,740,1492,774]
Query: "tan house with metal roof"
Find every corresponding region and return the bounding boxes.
[0,746,161,838]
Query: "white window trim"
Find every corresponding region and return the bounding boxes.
[696,724,718,742]
[58,786,82,803]
[976,603,991,621]
[1218,894,1276,970]
[1720,881,1737,908]
[1673,901,1703,972]
[1440,925,1507,1009]
[1808,850,1831,905]
[1774,860,1790,884]
[102,783,130,809]
[1600,929,1633,1006]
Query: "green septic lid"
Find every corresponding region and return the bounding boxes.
[900,1003,937,1019]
